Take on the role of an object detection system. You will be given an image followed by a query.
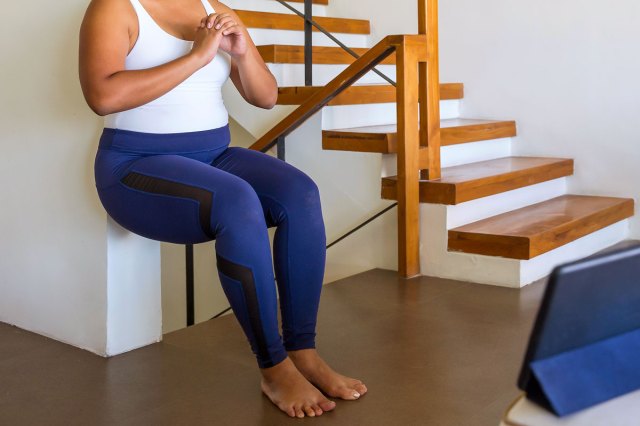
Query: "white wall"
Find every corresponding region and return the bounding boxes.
[1,0,163,355]
[327,0,417,42]
[329,0,640,237]
[0,1,109,353]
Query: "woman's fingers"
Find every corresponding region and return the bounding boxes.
[199,13,242,40]
[205,13,218,28]
[203,13,233,30]
[221,23,242,36]
[212,13,232,29]
[202,13,242,33]
[213,16,237,32]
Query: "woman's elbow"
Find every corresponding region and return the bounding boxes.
[256,89,278,110]
[261,97,277,110]
[85,93,116,116]
[88,101,110,117]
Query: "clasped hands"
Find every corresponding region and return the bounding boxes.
[191,12,247,65]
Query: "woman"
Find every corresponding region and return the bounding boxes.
[79,0,367,418]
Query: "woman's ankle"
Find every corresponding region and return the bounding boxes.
[259,356,296,381]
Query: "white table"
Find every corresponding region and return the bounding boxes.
[499,390,640,426]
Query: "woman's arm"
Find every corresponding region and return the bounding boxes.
[79,0,228,116]
[207,2,279,109]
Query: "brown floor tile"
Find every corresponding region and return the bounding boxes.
[1,268,547,426]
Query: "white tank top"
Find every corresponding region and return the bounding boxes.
[104,0,231,133]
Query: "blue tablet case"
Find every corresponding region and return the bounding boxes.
[517,243,640,417]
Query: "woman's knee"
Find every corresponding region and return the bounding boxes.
[214,176,266,231]
[283,170,322,212]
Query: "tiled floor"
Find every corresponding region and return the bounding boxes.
[1,269,546,425]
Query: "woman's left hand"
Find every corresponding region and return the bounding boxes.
[200,13,247,58]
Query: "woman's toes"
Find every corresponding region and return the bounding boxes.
[295,407,305,418]
[319,400,337,412]
[312,404,323,416]
[304,405,316,417]
[354,383,368,395]
[286,407,296,418]
[335,387,360,400]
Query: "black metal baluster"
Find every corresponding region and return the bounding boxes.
[186,244,195,326]
[277,136,286,161]
[304,0,312,86]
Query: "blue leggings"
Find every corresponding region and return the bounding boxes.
[94,124,326,368]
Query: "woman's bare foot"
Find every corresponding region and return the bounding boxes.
[260,356,337,418]
[288,349,368,401]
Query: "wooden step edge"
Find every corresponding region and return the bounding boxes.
[322,130,395,153]
[278,83,463,106]
[380,158,574,204]
[235,10,370,34]
[257,45,396,65]
[438,158,575,205]
[322,118,513,153]
[447,196,635,260]
[441,120,516,146]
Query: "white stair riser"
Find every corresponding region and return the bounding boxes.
[225,0,327,16]
[248,28,369,48]
[380,137,512,178]
[420,181,566,287]
[268,64,396,87]
[519,221,629,285]
[421,206,522,287]
[445,177,567,228]
[441,138,512,168]
[322,100,460,130]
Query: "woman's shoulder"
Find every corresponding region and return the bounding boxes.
[207,1,244,21]
[80,0,139,57]
[84,0,137,26]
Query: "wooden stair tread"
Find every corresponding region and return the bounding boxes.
[258,44,396,64]
[277,83,464,105]
[323,119,516,152]
[236,10,369,34]
[448,195,635,259]
[381,157,574,205]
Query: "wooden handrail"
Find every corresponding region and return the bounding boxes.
[249,35,406,152]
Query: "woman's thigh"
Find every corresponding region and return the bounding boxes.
[211,147,322,226]
[97,153,265,244]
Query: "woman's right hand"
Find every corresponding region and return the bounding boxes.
[190,24,224,68]
[191,13,243,67]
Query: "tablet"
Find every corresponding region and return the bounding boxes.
[517,243,640,414]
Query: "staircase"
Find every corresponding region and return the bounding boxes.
[223,0,635,287]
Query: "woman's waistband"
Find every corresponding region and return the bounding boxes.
[99,124,231,154]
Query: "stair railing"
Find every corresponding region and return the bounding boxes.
[250,0,441,279]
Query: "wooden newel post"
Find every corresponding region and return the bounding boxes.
[396,38,422,279]
[419,0,441,180]
[396,1,442,278]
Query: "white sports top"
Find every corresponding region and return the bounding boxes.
[104,0,231,133]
